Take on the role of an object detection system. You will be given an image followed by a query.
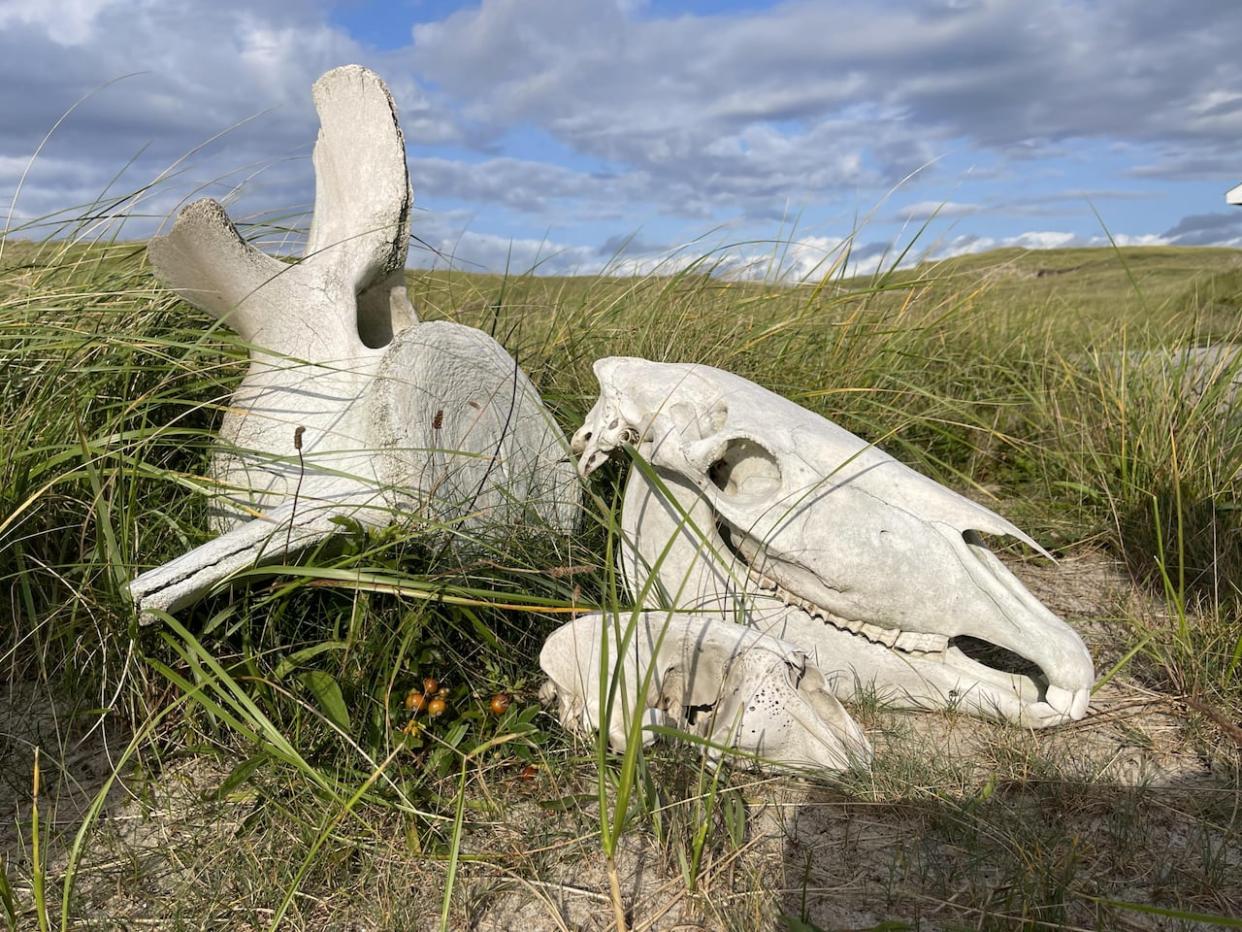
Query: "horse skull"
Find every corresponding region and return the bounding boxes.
[571,357,1094,728]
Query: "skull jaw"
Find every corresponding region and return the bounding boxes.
[620,466,1094,729]
[747,604,1091,728]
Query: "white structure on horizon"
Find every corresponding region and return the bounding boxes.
[1228,183,1242,206]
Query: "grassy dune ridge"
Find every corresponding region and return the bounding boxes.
[1,233,1240,928]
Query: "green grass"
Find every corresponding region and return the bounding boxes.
[1,223,1240,928]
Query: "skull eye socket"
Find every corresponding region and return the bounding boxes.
[708,438,782,497]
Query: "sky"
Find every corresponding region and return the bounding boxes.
[2,0,1242,279]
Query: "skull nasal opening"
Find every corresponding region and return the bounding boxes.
[708,438,782,497]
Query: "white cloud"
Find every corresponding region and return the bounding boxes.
[1007,231,1078,250]
[0,0,121,46]
[912,227,1201,264]
[1091,232,1170,247]
[1160,211,1242,246]
[412,227,600,276]
[410,0,1242,199]
[4,0,1241,272]
[604,234,896,284]
[896,200,982,221]
[406,225,896,284]
[927,230,1080,260]
[410,156,624,217]
[0,1,462,242]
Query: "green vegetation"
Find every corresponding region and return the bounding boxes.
[1,227,1240,929]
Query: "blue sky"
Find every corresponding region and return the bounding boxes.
[2,0,1241,277]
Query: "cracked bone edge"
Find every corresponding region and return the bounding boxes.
[147,64,416,342]
[539,612,872,773]
[306,65,412,292]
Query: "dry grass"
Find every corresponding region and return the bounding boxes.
[1,232,1241,929]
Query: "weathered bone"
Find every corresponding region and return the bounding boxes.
[539,612,872,772]
[129,66,579,618]
[571,357,1095,728]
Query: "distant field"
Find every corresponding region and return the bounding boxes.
[1,240,1239,929]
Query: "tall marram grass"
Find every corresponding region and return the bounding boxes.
[2,211,1241,926]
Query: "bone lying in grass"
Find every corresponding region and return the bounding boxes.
[539,612,872,773]
[129,66,579,619]
[571,357,1095,728]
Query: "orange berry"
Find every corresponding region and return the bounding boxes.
[422,676,439,694]
[489,693,511,715]
[405,691,428,713]
[428,697,447,718]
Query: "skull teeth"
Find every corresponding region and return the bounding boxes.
[742,562,948,657]
[893,630,950,653]
[746,566,778,592]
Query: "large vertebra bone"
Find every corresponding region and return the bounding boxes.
[539,612,872,772]
[571,358,1095,728]
[129,66,579,618]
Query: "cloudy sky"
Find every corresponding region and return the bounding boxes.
[3,0,1241,277]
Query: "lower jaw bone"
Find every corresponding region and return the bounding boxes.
[750,601,1088,727]
[740,564,1087,725]
[608,437,1094,729]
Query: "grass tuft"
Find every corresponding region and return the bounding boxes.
[2,208,1240,926]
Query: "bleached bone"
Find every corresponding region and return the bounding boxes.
[571,358,1095,728]
[539,612,872,773]
[129,66,579,618]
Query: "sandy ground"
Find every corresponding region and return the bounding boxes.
[2,551,1238,929]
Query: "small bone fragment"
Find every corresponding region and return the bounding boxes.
[540,611,872,773]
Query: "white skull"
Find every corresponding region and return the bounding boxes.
[128,67,579,618]
[539,612,872,772]
[571,357,1095,728]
